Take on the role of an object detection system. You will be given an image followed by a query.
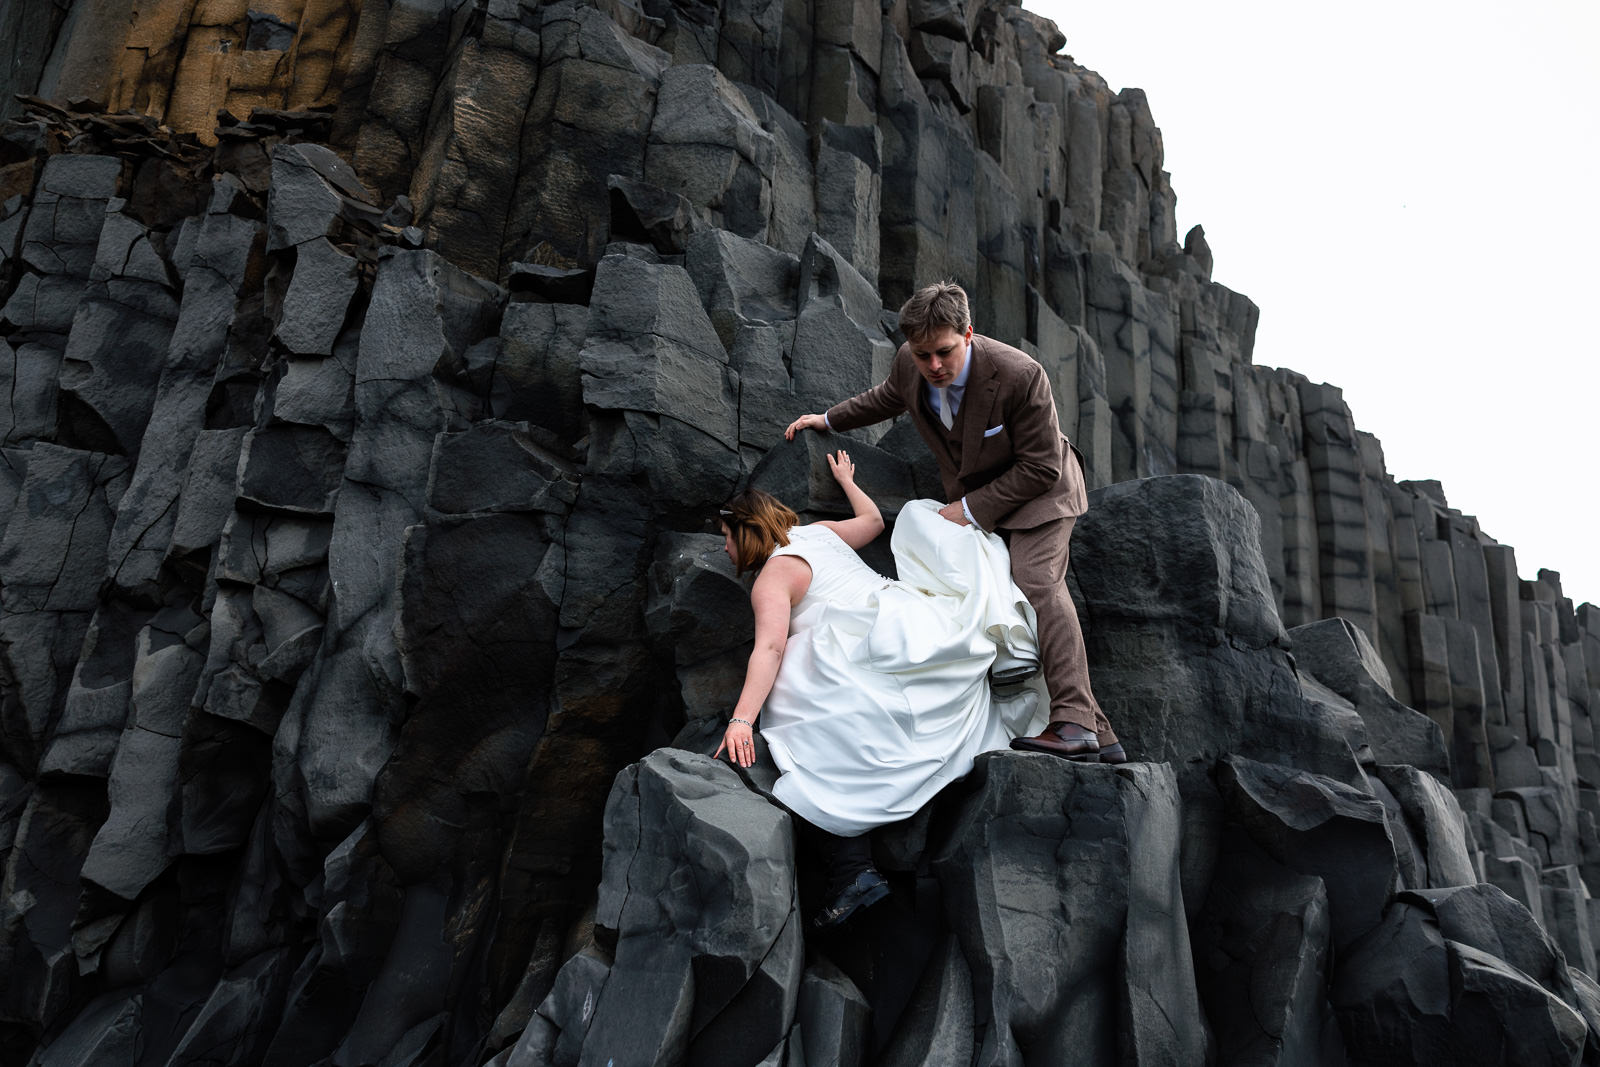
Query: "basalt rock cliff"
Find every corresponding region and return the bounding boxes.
[1,0,1597,1063]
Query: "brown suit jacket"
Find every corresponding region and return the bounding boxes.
[826,334,1087,531]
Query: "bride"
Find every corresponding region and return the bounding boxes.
[714,449,1048,927]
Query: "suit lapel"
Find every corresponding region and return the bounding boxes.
[957,337,1001,476]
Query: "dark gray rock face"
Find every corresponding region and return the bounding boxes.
[533,749,801,1066]
[521,750,1201,1067]
[1071,474,1365,917]
[1193,838,1342,1066]
[1216,756,1394,953]
[1,1,1598,1063]
[935,756,1206,1065]
[1331,900,1588,1066]
[1073,476,1296,741]
[1291,616,1450,778]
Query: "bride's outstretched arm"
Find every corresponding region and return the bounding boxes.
[816,450,884,550]
[715,557,808,768]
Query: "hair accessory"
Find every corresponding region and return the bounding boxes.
[719,508,735,518]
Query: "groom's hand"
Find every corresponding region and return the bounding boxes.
[938,500,971,526]
[784,413,827,440]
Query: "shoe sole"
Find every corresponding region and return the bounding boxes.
[812,879,891,931]
[852,880,890,915]
[1007,739,1101,762]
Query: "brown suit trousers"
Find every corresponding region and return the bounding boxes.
[1005,516,1115,741]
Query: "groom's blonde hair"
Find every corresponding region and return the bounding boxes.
[898,281,971,342]
[719,489,798,575]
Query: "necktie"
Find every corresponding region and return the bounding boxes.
[936,386,955,430]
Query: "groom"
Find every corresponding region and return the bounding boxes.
[785,281,1123,763]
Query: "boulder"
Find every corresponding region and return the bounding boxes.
[646,531,755,742]
[266,143,380,252]
[1371,764,1476,889]
[1193,837,1339,1066]
[1404,883,1580,1009]
[275,237,360,355]
[580,254,739,449]
[1444,941,1587,1065]
[684,228,798,352]
[1216,755,1395,952]
[1290,617,1450,778]
[537,750,802,1065]
[876,935,975,1067]
[1072,475,1363,913]
[934,754,1206,1065]
[1330,901,1452,1060]
[794,960,870,1067]
[646,65,775,240]
[608,175,707,256]
[747,435,916,521]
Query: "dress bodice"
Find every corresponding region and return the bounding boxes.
[768,525,889,618]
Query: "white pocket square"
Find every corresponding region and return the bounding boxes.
[983,424,1004,438]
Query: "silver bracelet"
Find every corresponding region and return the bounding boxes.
[729,717,752,727]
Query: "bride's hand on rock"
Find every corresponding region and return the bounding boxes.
[827,449,856,486]
[714,719,757,768]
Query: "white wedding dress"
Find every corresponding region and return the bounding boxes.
[761,499,1050,836]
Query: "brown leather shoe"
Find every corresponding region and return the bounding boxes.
[1009,722,1101,762]
[1098,742,1128,765]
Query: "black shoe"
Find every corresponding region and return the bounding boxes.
[812,868,889,931]
[989,663,1039,688]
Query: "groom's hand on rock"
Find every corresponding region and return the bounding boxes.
[938,500,971,526]
[784,413,826,440]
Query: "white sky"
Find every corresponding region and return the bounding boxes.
[1026,0,1600,609]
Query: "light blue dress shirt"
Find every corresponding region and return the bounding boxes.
[823,342,981,526]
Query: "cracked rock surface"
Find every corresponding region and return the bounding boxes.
[1,5,1598,1064]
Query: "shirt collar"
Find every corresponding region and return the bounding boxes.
[952,340,973,390]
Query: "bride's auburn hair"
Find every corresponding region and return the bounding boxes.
[720,488,798,574]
